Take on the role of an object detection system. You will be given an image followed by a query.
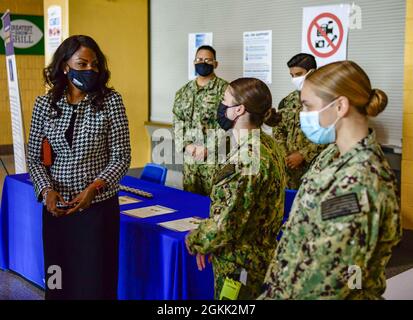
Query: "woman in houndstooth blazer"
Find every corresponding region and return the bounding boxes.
[28,35,131,300]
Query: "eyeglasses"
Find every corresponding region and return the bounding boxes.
[194,57,215,65]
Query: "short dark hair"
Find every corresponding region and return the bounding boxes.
[287,53,317,71]
[196,45,216,60]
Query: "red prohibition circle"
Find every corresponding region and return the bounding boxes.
[307,12,344,58]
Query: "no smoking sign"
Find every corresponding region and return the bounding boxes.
[302,5,350,66]
[307,12,344,58]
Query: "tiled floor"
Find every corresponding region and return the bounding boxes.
[386,229,413,278]
[384,268,413,300]
[0,271,44,300]
[0,155,412,299]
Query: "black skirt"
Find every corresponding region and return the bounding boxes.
[42,195,120,300]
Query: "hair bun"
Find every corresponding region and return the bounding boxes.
[366,89,388,117]
[264,108,282,127]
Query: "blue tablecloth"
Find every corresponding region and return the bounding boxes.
[0,173,214,300]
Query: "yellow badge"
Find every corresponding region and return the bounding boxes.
[219,277,241,300]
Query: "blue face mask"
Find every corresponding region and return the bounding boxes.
[67,67,99,92]
[299,100,339,144]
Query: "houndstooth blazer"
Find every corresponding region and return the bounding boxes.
[27,90,131,205]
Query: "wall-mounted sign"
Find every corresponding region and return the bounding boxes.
[302,4,350,67]
[243,30,272,84]
[0,13,44,55]
[46,5,62,58]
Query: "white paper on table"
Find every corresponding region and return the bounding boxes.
[158,217,203,232]
[118,195,142,205]
[121,205,176,218]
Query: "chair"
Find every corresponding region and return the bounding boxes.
[140,163,168,185]
[277,189,298,241]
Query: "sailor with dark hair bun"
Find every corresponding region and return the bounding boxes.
[186,77,286,300]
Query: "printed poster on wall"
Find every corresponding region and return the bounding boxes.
[188,32,213,80]
[243,30,272,84]
[1,11,27,174]
[47,5,62,58]
[302,4,350,67]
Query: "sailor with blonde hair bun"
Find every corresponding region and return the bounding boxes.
[260,60,402,300]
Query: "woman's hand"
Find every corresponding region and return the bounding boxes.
[185,232,212,271]
[44,189,69,217]
[66,185,98,215]
[196,253,212,271]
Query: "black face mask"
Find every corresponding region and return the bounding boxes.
[217,102,239,131]
[67,67,99,92]
[195,63,214,77]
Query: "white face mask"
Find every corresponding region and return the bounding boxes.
[291,75,306,91]
[291,70,311,91]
